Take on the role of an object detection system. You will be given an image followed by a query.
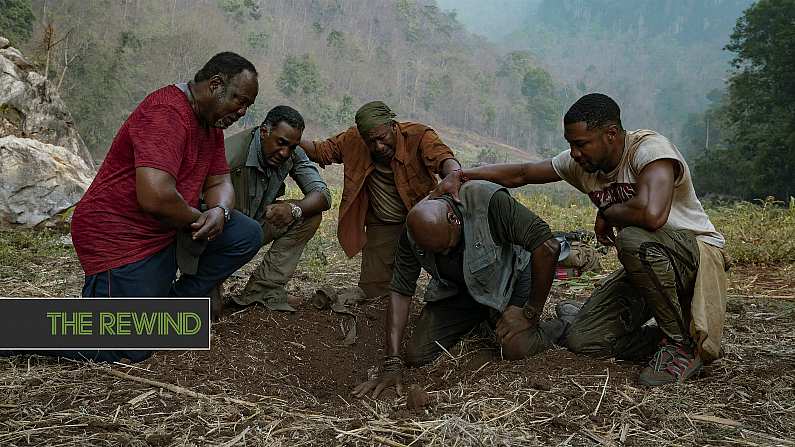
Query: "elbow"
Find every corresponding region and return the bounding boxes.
[312,188,332,212]
[499,177,521,188]
[321,189,333,211]
[642,210,668,232]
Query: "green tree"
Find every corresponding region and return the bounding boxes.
[277,54,322,97]
[497,51,533,81]
[217,0,260,23]
[693,0,795,199]
[335,95,354,126]
[521,67,561,151]
[421,74,453,112]
[326,30,345,52]
[0,0,35,45]
[247,31,270,51]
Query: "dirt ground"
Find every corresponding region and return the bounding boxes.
[0,230,794,446]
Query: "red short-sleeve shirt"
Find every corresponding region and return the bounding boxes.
[71,85,229,275]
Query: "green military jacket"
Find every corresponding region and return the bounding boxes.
[225,126,330,223]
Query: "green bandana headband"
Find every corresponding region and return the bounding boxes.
[355,101,396,135]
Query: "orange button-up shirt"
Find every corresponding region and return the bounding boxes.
[305,122,456,257]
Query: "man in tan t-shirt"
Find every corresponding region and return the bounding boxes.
[432,93,729,387]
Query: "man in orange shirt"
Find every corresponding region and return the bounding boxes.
[300,101,461,298]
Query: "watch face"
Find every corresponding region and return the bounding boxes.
[219,205,230,221]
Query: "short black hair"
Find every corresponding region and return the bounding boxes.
[564,93,623,130]
[194,52,257,83]
[261,105,305,131]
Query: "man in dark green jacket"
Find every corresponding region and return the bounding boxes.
[353,180,563,398]
[223,105,331,311]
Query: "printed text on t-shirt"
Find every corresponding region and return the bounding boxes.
[588,182,636,209]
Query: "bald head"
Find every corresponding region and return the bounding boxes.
[407,198,460,254]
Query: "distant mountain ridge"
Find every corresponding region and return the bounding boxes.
[436,0,755,148]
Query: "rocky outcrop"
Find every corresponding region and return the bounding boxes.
[0,36,95,227]
[0,136,94,226]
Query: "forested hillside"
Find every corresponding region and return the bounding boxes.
[6,0,562,159]
[439,1,751,144]
[505,0,754,145]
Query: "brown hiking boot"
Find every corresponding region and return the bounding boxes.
[639,338,703,386]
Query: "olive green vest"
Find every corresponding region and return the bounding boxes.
[410,180,532,311]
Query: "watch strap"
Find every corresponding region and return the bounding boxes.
[215,204,231,222]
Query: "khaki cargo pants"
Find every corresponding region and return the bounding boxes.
[234,213,322,308]
[564,226,700,360]
[357,211,404,299]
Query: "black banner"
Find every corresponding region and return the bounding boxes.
[0,298,210,349]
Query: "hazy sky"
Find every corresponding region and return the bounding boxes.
[435,0,541,40]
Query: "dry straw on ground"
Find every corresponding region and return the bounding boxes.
[1,196,794,445]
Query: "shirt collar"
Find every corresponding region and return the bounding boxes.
[245,127,261,169]
[248,127,293,176]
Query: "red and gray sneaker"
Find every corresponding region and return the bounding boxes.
[639,338,703,386]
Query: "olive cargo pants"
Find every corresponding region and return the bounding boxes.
[564,226,700,360]
[234,213,322,309]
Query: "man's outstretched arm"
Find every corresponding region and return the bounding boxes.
[432,159,562,201]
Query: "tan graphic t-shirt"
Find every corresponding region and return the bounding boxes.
[552,129,725,248]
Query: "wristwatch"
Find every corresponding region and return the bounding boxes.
[215,204,231,223]
[289,203,303,221]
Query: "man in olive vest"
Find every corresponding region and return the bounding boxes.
[223,105,331,311]
[353,180,563,398]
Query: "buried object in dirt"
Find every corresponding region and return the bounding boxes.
[311,285,367,310]
[311,285,366,346]
[554,230,603,279]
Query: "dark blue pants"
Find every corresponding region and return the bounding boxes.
[3,211,262,363]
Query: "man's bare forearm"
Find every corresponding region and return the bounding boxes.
[295,189,331,217]
[144,191,201,228]
[528,238,560,313]
[203,182,235,210]
[602,190,669,231]
[462,160,561,188]
[386,292,412,357]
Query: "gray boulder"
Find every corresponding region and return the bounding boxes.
[0,136,93,226]
[0,37,95,227]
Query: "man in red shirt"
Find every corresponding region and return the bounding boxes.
[65,52,262,362]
